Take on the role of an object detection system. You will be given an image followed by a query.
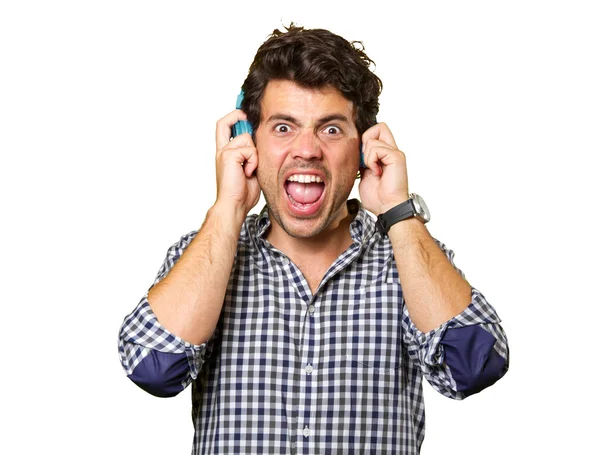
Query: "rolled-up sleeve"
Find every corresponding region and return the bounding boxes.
[118,297,209,397]
[117,230,214,397]
[401,240,509,400]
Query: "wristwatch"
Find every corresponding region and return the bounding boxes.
[376,193,430,235]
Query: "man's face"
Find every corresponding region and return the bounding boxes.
[254,80,360,238]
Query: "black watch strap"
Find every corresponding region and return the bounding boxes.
[376,199,416,234]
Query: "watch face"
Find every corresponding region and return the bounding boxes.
[411,193,430,223]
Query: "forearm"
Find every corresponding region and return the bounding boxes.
[148,201,246,345]
[389,218,472,333]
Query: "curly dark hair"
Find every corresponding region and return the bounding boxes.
[241,24,382,137]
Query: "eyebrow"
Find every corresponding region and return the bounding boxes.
[266,113,351,126]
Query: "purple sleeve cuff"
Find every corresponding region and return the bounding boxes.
[128,350,190,398]
[441,325,508,397]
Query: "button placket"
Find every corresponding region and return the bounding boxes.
[298,294,316,453]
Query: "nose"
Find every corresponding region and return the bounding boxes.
[290,129,322,161]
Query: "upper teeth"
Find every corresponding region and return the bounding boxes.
[287,174,323,183]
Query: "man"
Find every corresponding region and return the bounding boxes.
[119,24,509,454]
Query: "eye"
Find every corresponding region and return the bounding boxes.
[274,124,291,133]
[322,125,341,135]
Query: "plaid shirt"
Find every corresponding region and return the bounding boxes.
[119,200,508,454]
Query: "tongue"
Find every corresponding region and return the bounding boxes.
[286,182,324,204]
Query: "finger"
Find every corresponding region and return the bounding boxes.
[362,122,398,149]
[358,166,375,180]
[219,144,255,164]
[221,132,254,152]
[362,139,388,175]
[242,146,258,177]
[364,144,405,175]
[220,145,258,177]
[216,110,248,150]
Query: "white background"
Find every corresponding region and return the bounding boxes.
[1,1,598,453]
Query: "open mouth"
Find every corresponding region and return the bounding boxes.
[284,173,326,212]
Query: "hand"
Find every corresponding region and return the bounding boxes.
[214,110,261,214]
[358,123,409,216]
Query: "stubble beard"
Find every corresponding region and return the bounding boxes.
[258,169,355,239]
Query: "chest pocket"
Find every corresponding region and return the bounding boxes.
[346,281,404,372]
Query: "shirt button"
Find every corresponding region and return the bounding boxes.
[305,364,313,374]
[303,426,311,438]
[308,305,315,314]
[282,257,290,265]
